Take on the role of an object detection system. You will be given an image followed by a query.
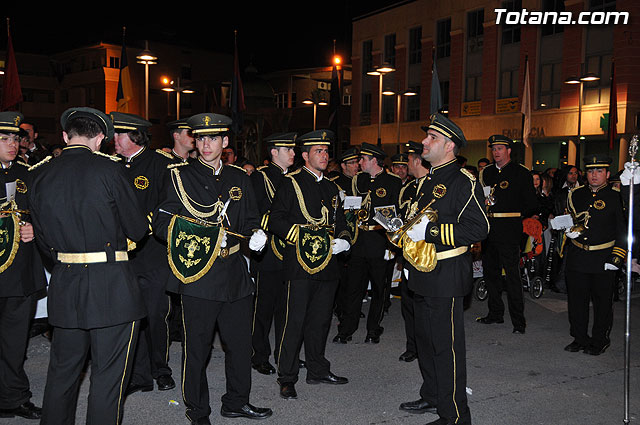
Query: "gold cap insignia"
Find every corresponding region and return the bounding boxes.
[14,116,20,126]
[203,116,211,126]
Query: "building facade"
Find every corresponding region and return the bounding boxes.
[350,0,640,171]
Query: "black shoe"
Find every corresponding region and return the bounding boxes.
[476,316,504,324]
[584,342,610,356]
[564,341,586,353]
[156,374,176,391]
[398,398,437,414]
[0,401,42,419]
[512,327,526,334]
[332,334,352,344]
[190,417,211,425]
[220,403,273,420]
[306,372,348,385]
[298,359,306,369]
[364,332,380,344]
[426,418,459,425]
[399,351,417,362]
[252,362,276,375]
[124,382,154,397]
[279,383,297,399]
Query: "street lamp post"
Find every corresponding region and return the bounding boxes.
[136,41,157,120]
[383,88,418,149]
[564,69,600,166]
[367,63,395,147]
[162,77,194,120]
[302,98,328,131]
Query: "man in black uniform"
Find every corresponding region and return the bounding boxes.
[391,152,410,185]
[250,132,296,375]
[268,129,351,400]
[110,112,176,395]
[563,155,626,355]
[168,118,195,162]
[0,112,45,420]
[477,135,538,334]
[153,113,272,424]
[330,147,359,194]
[333,142,402,344]
[398,113,488,425]
[396,140,430,363]
[29,107,149,425]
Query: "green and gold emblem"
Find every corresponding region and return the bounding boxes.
[296,225,332,274]
[0,204,20,274]
[345,209,359,244]
[167,215,223,284]
[271,234,287,261]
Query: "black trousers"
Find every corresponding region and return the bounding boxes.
[565,269,615,348]
[276,279,338,384]
[483,241,526,329]
[130,268,172,386]
[333,255,350,318]
[414,295,471,425]
[399,272,416,354]
[41,321,139,425]
[181,294,252,422]
[338,255,386,336]
[0,295,34,409]
[251,270,286,365]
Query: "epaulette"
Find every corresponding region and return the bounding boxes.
[569,184,583,193]
[460,167,476,181]
[387,171,402,179]
[167,162,189,169]
[612,186,620,192]
[155,149,174,159]
[519,163,531,171]
[92,151,122,162]
[328,175,339,182]
[226,163,247,173]
[15,161,29,167]
[257,165,269,171]
[286,168,302,177]
[28,155,52,171]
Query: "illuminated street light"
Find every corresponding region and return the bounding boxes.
[367,63,395,147]
[563,67,600,166]
[161,77,194,120]
[136,41,157,120]
[302,98,327,130]
[383,88,418,147]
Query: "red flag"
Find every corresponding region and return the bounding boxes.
[1,30,22,111]
[608,60,617,150]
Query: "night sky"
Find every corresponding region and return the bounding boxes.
[5,1,403,73]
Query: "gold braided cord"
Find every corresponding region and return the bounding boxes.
[259,170,276,201]
[171,168,224,220]
[288,176,328,226]
[567,186,590,225]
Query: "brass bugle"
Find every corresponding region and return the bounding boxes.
[387,199,438,248]
[160,210,251,240]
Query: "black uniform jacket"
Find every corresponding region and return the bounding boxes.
[120,147,172,275]
[0,161,46,297]
[250,162,288,272]
[351,169,402,258]
[565,183,627,273]
[329,172,354,196]
[268,167,348,281]
[479,161,538,244]
[28,145,149,329]
[406,159,490,297]
[153,159,259,302]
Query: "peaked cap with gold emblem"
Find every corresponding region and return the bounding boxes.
[488,134,514,149]
[298,129,334,146]
[110,112,151,132]
[360,142,386,160]
[264,132,297,148]
[583,154,612,169]
[421,113,467,148]
[0,112,23,134]
[187,113,232,136]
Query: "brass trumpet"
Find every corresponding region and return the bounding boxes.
[569,210,590,235]
[387,200,438,248]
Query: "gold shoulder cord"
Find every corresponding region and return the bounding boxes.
[171,168,224,220]
[288,175,328,226]
[259,170,276,202]
[567,187,589,224]
[352,173,371,213]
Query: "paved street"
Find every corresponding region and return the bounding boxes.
[6,288,640,425]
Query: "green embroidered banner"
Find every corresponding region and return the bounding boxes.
[0,213,19,274]
[295,225,332,274]
[271,234,287,261]
[167,215,223,284]
[345,210,359,244]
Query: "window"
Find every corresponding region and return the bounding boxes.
[343,94,352,105]
[467,9,484,53]
[436,19,451,58]
[465,76,482,102]
[363,40,373,74]
[409,27,422,65]
[407,86,420,121]
[541,0,565,36]
[275,93,287,109]
[584,54,612,105]
[291,92,297,108]
[500,69,519,98]
[440,81,450,111]
[589,0,616,12]
[382,95,395,123]
[538,62,562,108]
[361,92,371,114]
[384,34,396,67]
[501,0,522,45]
[108,56,120,69]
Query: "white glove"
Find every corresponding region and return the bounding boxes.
[565,229,580,239]
[403,268,409,280]
[383,249,395,261]
[604,263,619,271]
[220,230,228,248]
[331,238,350,255]
[406,216,430,242]
[249,229,268,252]
[620,162,640,186]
